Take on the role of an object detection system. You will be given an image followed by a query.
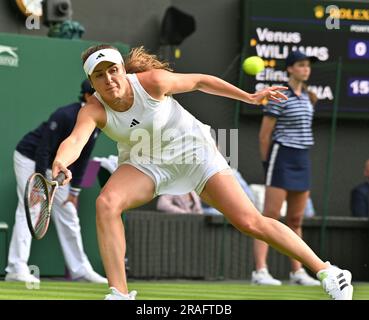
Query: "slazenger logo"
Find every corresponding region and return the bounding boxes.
[0,45,19,67]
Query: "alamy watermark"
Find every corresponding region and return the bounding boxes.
[25,8,41,30]
[26,15,41,30]
[124,117,239,170]
[326,5,340,30]
[25,265,40,289]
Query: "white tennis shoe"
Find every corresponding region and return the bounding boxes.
[251,267,282,285]
[317,262,353,300]
[104,287,137,300]
[290,268,320,286]
[73,270,108,284]
[5,272,40,283]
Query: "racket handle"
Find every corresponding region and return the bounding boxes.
[55,172,66,185]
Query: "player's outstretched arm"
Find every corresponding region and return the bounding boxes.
[52,104,101,185]
[141,69,288,105]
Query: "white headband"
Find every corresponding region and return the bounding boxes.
[83,49,124,76]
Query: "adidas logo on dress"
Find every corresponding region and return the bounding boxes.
[130,119,140,127]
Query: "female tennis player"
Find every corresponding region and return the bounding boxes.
[52,45,353,300]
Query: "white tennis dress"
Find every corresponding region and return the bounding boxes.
[95,73,230,196]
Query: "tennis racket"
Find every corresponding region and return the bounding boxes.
[24,172,66,240]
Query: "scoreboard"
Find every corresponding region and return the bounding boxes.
[241,0,369,114]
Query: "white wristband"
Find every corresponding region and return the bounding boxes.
[69,187,81,196]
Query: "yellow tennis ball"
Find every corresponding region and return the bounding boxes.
[242,56,265,75]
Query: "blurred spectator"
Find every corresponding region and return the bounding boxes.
[350,159,369,217]
[94,155,119,174]
[304,198,316,218]
[157,192,203,214]
[250,184,316,218]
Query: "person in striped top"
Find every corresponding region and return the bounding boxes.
[252,50,321,286]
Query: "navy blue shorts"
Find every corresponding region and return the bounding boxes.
[264,143,311,192]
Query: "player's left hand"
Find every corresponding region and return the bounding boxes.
[250,86,289,105]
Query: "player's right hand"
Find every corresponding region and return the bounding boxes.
[250,86,288,105]
[52,160,72,186]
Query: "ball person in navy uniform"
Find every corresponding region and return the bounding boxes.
[5,80,107,284]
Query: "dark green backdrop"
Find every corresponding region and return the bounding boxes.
[0,32,129,276]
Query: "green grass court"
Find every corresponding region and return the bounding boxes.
[0,280,369,300]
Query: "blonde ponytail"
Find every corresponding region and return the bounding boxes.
[124,46,172,73]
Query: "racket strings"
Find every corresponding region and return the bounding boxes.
[29,176,49,236]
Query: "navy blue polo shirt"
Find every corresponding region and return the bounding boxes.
[16,102,100,188]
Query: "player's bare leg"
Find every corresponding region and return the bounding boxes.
[96,164,155,297]
[200,170,327,273]
[200,171,353,299]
